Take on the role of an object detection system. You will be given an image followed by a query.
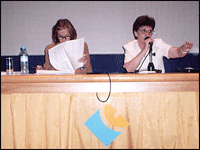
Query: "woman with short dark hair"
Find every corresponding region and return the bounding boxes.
[123,15,193,73]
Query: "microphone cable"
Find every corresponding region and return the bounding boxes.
[135,52,149,73]
[96,73,111,103]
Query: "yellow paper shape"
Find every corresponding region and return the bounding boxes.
[104,104,130,127]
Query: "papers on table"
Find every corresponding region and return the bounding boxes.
[1,71,21,75]
[138,71,156,74]
[1,72,6,75]
[136,69,156,74]
[36,70,73,75]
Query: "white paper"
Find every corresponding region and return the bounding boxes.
[137,69,156,74]
[138,71,156,74]
[1,71,22,75]
[1,71,7,75]
[48,38,84,73]
[36,70,73,75]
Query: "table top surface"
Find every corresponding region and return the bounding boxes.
[1,73,199,83]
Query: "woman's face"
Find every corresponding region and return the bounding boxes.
[57,28,71,43]
[134,26,154,44]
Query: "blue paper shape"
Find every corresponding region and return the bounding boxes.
[84,109,122,147]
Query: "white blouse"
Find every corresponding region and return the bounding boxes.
[123,38,172,73]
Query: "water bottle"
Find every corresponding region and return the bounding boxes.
[19,46,29,74]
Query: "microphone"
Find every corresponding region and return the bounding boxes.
[145,37,154,71]
[135,37,154,73]
[134,37,155,73]
[144,37,161,73]
[144,36,153,45]
[135,37,161,73]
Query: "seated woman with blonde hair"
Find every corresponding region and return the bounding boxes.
[37,19,92,74]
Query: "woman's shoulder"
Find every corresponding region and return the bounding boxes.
[84,42,88,46]
[154,38,164,43]
[46,43,56,49]
[45,43,56,50]
[154,38,170,46]
[123,40,137,50]
[83,42,89,53]
[124,40,137,46]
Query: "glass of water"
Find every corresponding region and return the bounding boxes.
[6,57,14,74]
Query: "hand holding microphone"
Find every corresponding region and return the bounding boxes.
[143,36,153,54]
[145,36,155,71]
[144,36,153,45]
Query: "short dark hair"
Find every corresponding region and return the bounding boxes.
[132,15,155,39]
[52,19,77,44]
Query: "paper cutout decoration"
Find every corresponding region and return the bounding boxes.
[84,109,121,147]
[104,104,130,127]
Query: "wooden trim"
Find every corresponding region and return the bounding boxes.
[1,73,199,83]
[1,73,199,93]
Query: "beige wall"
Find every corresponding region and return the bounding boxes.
[1,1,199,55]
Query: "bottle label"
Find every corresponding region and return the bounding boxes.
[20,56,28,62]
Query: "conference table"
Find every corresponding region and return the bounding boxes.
[1,73,199,149]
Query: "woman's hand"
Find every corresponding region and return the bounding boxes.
[43,62,56,70]
[36,65,44,72]
[75,54,88,74]
[75,67,85,74]
[144,37,154,51]
[75,53,92,74]
[182,41,193,53]
[77,54,89,65]
[36,63,56,72]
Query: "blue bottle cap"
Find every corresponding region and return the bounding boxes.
[21,46,26,50]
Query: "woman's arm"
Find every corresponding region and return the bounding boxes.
[168,41,193,58]
[75,42,92,74]
[124,49,148,72]
[36,44,56,71]
[124,38,151,72]
[43,44,56,70]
